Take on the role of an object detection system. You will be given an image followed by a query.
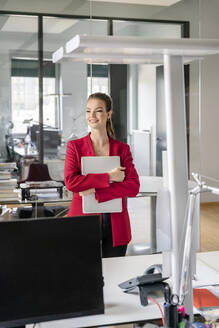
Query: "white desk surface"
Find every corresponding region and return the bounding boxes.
[197,251,219,272]
[139,176,197,194]
[14,145,38,157]
[33,251,219,328]
[139,176,163,194]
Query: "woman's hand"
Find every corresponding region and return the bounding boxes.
[79,188,95,196]
[108,167,126,182]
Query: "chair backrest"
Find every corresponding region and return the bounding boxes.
[25,163,52,182]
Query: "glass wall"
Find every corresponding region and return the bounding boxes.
[0,13,184,165]
[0,15,109,162]
[43,17,108,143]
[0,14,38,160]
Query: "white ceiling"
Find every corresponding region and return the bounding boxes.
[93,0,182,6]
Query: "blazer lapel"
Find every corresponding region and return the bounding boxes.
[86,133,95,156]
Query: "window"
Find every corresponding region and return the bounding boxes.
[87,64,109,95]
[11,76,39,133]
[11,59,56,133]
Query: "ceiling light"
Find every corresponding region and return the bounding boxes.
[52,34,219,65]
[92,0,182,6]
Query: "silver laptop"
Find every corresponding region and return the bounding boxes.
[81,156,122,213]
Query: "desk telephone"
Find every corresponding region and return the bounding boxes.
[119,264,168,306]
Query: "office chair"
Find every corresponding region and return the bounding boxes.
[24,162,52,182]
[18,161,52,184]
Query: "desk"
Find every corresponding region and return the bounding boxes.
[14,145,38,158]
[137,176,163,254]
[19,181,64,201]
[0,197,71,220]
[0,198,71,206]
[30,251,219,328]
[132,177,197,255]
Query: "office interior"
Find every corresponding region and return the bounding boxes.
[1,0,219,327]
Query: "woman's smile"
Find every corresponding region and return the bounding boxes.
[89,119,99,123]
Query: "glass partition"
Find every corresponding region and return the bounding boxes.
[43,17,108,143]
[0,14,38,161]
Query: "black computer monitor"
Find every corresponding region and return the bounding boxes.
[42,129,61,148]
[0,216,104,327]
[30,124,39,144]
[30,125,61,149]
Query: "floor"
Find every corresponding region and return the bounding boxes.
[199,202,219,251]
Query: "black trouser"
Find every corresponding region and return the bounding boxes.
[101,213,127,258]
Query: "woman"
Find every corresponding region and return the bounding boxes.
[64,92,140,257]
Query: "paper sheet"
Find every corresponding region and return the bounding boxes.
[193,261,219,288]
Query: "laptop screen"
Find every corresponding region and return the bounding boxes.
[0,216,104,327]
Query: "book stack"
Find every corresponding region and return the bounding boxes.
[0,163,18,202]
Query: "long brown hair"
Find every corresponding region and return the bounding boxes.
[87,92,116,139]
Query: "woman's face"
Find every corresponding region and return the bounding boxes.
[86,98,112,131]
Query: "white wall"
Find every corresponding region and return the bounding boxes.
[198,0,219,201]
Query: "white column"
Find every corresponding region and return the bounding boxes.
[163,55,189,296]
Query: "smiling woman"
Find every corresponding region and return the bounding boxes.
[86,93,115,140]
[64,92,140,258]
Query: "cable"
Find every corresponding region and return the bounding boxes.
[148,297,165,326]
[54,207,68,218]
[89,0,93,34]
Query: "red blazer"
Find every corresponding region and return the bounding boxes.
[64,133,140,247]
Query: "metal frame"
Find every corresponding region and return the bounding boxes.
[38,16,44,163]
[0,10,189,162]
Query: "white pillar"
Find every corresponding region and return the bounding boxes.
[163,55,189,296]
